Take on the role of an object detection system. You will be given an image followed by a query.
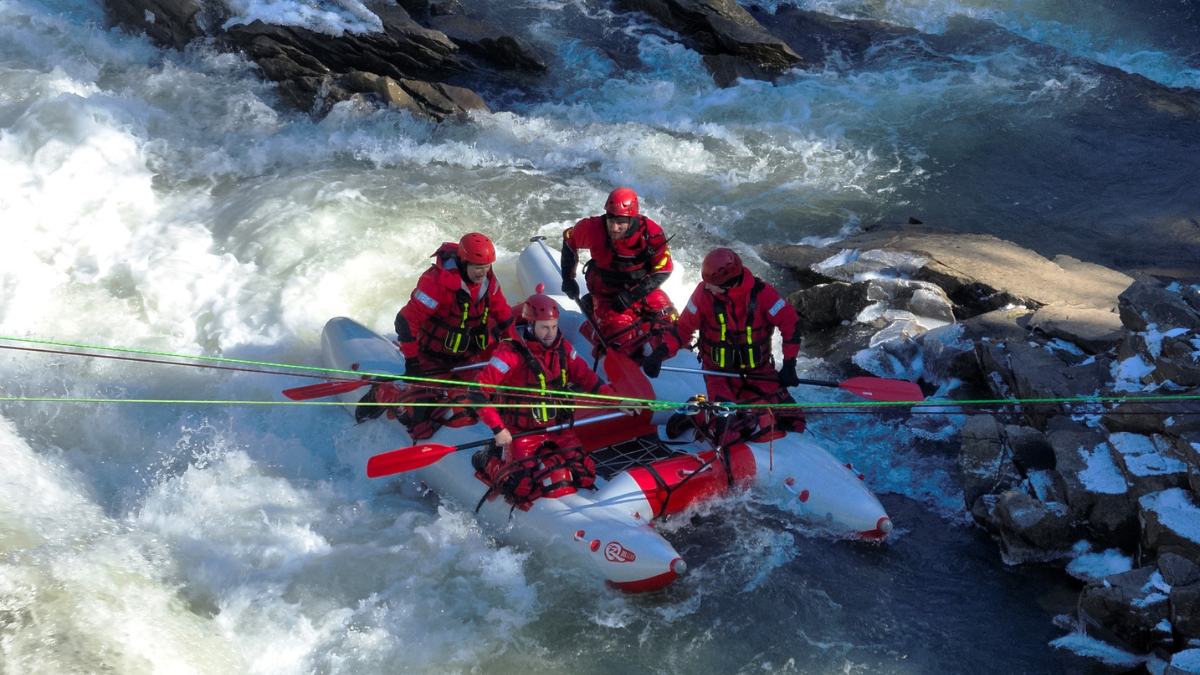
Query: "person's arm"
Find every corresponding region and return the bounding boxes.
[489,281,517,341]
[763,284,803,361]
[396,276,441,362]
[472,353,513,440]
[561,224,584,298]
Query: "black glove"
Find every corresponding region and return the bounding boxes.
[642,344,669,378]
[612,290,636,313]
[562,277,580,300]
[404,356,421,375]
[778,358,800,388]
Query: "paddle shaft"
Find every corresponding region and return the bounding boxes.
[660,365,794,383]
[532,236,612,354]
[451,411,628,453]
[365,411,631,477]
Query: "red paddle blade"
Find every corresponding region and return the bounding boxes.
[602,351,656,401]
[839,377,925,403]
[366,443,456,478]
[283,380,368,401]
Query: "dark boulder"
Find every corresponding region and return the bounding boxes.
[427,14,547,71]
[990,490,1075,564]
[1141,489,1200,562]
[1049,429,1137,546]
[615,0,802,84]
[1118,282,1200,332]
[1079,565,1172,653]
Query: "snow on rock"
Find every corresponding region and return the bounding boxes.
[1140,489,1200,561]
[1067,548,1134,582]
[1108,432,1189,498]
[1169,648,1200,675]
[1050,633,1144,668]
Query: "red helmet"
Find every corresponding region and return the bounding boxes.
[522,294,560,321]
[604,187,639,217]
[457,233,496,265]
[702,248,744,287]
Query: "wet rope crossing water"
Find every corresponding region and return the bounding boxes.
[2,336,1199,416]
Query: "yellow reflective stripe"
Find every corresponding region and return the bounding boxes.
[537,374,548,422]
[653,251,671,271]
[717,313,727,368]
[746,326,755,369]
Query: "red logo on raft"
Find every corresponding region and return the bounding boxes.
[604,542,636,563]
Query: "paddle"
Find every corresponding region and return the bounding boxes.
[282,362,488,401]
[366,411,630,478]
[658,366,925,403]
[532,236,613,354]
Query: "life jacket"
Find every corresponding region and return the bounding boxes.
[356,381,474,439]
[418,243,493,357]
[479,433,596,511]
[495,334,574,430]
[584,216,660,289]
[700,278,773,371]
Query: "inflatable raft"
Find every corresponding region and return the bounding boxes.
[320,242,894,592]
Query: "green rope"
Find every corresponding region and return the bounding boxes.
[0,336,657,406]
[0,397,668,409]
[5,337,1200,413]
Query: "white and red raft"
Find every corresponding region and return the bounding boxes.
[319,244,894,593]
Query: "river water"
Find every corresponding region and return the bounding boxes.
[2,0,1198,672]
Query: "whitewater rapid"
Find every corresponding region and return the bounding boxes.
[3,0,1198,672]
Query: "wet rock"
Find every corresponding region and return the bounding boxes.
[616,0,802,84]
[221,15,480,117]
[1005,425,1056,472]
[428,0,463,15]
[826,227,1134,317]
[1166,402,1200,438]
[1029,304,1125,355]
[991,490,1074,564]
[862,278,956,327]
[427,14,547,71]
[1101,400,1174,436]
[984,341,1111,429]
[1141,489,1200,562]
[1050,429,1137,546]
[789,281,871,331]
[1118,282,1200,333]
[959,415,1015,508]
[1107,432,1189,499]
[1159,552,1200,588]
[917,323,977,386]
[758,244,838,290]
[1172,584,1200,647]
[1079,565,1172,653]
[105,0,204,50]
[1180,433,1200,499]
[1028,469,1069,504]
[751,4,919,69]
[1156,355,1200,386]
[1183,286,1200,314]
[345,71,489,121]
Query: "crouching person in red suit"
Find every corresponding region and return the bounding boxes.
[469,293,623,509]
[646,248,806,445]
[367,233,517,432]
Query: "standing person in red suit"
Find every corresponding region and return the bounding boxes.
[470,293,625,508]
[370,233,516,433]
[560,187,678,359]
[642,248,806,443]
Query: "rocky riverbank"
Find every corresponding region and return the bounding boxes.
[762,223,1200,673]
